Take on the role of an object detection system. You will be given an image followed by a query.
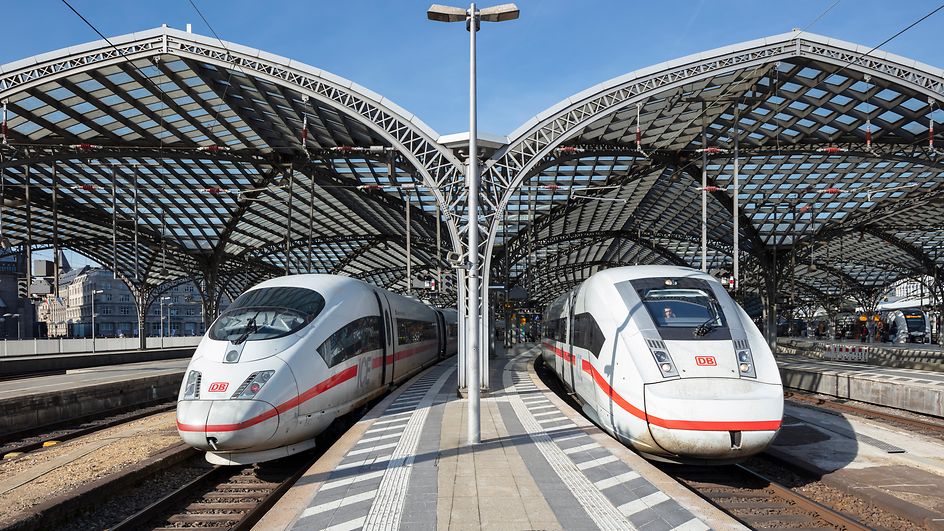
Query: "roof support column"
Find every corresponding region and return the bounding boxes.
[196,260,223,332]
[760,252,779,351]
[132,287,151,350]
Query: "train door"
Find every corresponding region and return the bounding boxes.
[565,290,577,392]
[379,293,396,385]
[435,310,447,360]
[373,292,390,388]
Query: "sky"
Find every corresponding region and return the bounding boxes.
[2,0,943,139]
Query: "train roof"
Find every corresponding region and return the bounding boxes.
[545,265,721,310]
[592,265,718,284]
[244,274,446,315]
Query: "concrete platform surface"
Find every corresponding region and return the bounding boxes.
[0,358,188,401]
[777,355,944,417]
[0,359,187,436]
[258,345,741,531]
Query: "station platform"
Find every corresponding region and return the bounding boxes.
[776,354,944,417]
[0,345,194,379]
[0,358,187,436]
[259,345,735,531]
[778,337,944,372]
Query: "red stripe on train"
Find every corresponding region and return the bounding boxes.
[177,365,359,433]
[541,341,780,432]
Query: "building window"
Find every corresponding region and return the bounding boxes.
[120,306,130,315]
[102,307,113,315]
[119,294,130,302]
[186,308,195,316]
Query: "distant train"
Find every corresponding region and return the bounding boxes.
[542,266,783,464]
[176,275,457,465]
[882,308,930,343]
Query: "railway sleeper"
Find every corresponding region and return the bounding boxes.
[168,513,243,523]
[205,492,268,499]
[187,502,258,510]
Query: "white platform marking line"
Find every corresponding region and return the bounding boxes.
[364,423,407,435]
[504,352,634,531]
[358,432,402,444]
[348,441,399,456]
[538,415,571,424]
[320,470,386,491]
[551,433,585,443]
[532,410,563,418]
[576,455,619,470]
[371,415,412,426]
[529,404,557,412]
[324,516,367,531]
[617,492,670,516]
[670,518,711,531]
[362,366,456,530]
[300,489,377,518]
[594,471,640,490]
[562,442,598,455]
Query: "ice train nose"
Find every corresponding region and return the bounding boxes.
[177,399,280,451]
[643,378,782,459]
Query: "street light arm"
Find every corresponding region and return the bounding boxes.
[427,4,468,22]
[479,3,519,21]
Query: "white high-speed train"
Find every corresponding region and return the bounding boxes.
[176,275,457,465]
[542,266,783,464]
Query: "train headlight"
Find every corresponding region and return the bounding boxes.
[736,350,756,378]
[651,350,679,378]
[231,370,275,399]
[183,370,201,400]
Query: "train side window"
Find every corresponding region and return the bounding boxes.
[397,318,437,344]
[317,316,383,367]
[572,312,604,357]
[544,317,566,343]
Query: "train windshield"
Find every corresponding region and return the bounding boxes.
[208,287,325,343]
[639,288,724,329]
[903,311,926,332]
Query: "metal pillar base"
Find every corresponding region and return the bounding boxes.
[457,387,490,399]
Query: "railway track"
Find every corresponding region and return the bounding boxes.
[0,399,176,459]
[666,462,869,530]
[111,451,316,530]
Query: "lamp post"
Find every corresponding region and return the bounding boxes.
[90,289,104,352]
[428,1,519,445]
[160,296,171,348]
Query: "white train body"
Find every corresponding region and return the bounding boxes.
[176,274,456,465]
[541,266,783,464]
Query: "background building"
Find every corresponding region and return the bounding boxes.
[0,253,35,339]
[38,262,207,338]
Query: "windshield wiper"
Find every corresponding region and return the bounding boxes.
[231,314,259,345]
[693,316,717,337]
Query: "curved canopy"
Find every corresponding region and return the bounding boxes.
[484,31,944,306]
[0,27,462,307]
[3,27,944,315]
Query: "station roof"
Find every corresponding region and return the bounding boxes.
[1,27,943,310]
[0,26,462,303]
[484,31,944,306]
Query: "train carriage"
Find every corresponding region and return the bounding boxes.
[542,265,783,464]
[176,274,456,465]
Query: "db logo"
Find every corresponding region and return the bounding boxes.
[208,382,229,393]
[695,356,717,366]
